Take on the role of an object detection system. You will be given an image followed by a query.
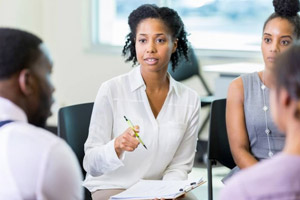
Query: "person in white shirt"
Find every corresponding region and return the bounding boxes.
[0,28,83,200]
[83,4,200,200]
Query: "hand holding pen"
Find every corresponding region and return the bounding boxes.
[124,116,147,150]
[114,120,140,158]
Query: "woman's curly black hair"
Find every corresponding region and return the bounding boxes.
[122,4,189,71]
[263,0,300,38]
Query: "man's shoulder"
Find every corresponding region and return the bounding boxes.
[4,122,83,200]
[7,121,65,149]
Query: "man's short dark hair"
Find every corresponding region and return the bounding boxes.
[0,28,43,79]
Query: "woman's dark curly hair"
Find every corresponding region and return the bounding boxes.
[263,0,300,39]
[122,4,189,71]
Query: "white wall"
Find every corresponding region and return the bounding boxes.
[0,0,43,36]
[0,0,133,125]
[41,0,133,125]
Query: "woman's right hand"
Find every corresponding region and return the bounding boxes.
[114,126,140,158]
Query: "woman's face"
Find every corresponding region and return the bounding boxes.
[261,17,295,70]
[135,18,177,73]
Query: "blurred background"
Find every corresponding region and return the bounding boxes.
[0,0,272,135]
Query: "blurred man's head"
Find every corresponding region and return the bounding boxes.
[270,40,300,132]
[0,28,54,127]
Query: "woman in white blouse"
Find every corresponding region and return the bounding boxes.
[83,4,200,200]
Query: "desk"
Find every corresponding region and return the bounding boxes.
[203,62,264,98]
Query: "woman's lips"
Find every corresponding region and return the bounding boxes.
[144,58,158,65]
[267,56,275,62]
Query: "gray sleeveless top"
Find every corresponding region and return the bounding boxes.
[224,72,285,182]
[242,72,285,158]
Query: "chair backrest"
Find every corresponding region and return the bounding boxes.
[207,98,235,169]
[58,102,94,176]
[167,47,213,95]
[168,47,200,81]
[58,103,94,200]
[207,98,235,200]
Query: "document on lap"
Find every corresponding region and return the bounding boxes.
[110,178,205,200]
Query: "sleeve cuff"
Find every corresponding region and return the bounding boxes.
[104,138,125,170]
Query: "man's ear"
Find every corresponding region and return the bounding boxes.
[18,69,35,96]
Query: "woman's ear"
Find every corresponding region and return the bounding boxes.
[18,69,35,96]
[172,38,178,53]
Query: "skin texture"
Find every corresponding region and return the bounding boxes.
[226,17,295,169]
[114,18,178,159]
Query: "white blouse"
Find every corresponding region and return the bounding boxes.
[83,66,200,192]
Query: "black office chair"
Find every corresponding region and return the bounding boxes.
[206,99,235,200]
[168,47,214,137]
[58,102,94,200]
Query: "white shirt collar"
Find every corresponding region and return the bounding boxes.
[128,65,179,97]
[0,97,28,122]
[168,73,179,97]
[128,66,145,92]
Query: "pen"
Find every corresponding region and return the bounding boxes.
[123,116,148,150]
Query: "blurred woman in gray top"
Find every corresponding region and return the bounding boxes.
[225,0,300,181]
[221,37,300,200]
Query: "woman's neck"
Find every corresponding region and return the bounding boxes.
[260,68,273,88]
[141,68,169,92]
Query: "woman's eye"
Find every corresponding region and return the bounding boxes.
[264,38,271,43]
[281,40,291,46]
[157,38,165,43]
[139,39,146,43]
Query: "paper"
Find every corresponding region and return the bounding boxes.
[110,178,204,200]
